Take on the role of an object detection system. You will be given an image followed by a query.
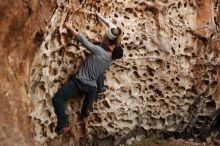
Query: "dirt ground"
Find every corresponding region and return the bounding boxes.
[150,140,208,146]
[132,139,215,146]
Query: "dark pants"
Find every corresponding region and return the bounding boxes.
[97,73,104,93]
[52,76,97,129]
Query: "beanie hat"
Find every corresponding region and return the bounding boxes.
[105,26,118,40]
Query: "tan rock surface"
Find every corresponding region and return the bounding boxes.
[0,0,220,146]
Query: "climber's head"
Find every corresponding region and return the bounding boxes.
[106,27,122,40]
[107,40,123,60]
[111,27,122,37]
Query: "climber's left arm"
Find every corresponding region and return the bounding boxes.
[97,14,117,28]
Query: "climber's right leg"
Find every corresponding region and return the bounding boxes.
[52,78,80,135]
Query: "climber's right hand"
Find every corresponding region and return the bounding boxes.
[96,13,102,18]
[64,22,73,30]
[64,22,78,36]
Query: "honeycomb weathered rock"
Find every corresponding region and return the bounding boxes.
[29,0,220,145]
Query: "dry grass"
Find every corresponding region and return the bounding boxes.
[132,134,165,146]
[131,135,208,146]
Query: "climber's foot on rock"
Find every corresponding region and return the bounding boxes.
[55,126,71,135]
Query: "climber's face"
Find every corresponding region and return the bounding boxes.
[108,44,116,52]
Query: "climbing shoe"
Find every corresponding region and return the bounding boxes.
[55,126,70,135]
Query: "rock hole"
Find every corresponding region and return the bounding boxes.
[37,99,47,109]
[125,8,133,13]
[57,60,61,66]
[39,84,46,93]
[132,66,137,70]
[160,101,169,110]
[210,69,217,75]
[178,2,182,9]
[154,89,162,96]
[203,80,209,85]
[91,114,102,123]
[86,25,90,30]
[114,14,118,18]
[206,100,216,111]
[184,47,192,54]
[210,81,218,87]
[160,0,168,3]
[192,127,200,135]
[123,37,129,41]
[42,126,47,137]
[129,54,133,57]
[50,51,56,59]
[108,123,114,128]
[149,85,155,90]
[171,47,175,54]
[176,77,180,81]
[49,123,55,133]
[134,1,139,4]
[147,67,155,77]
[178,86,185,92]
[121,22,125,27]
[214,17,217,24]
[133,12,138,17]
[124,15,130,19]
[45,43,49,50]
[42,54,48,65]
[66,51,75,58]
[60,68,67,77]
[41,110,51,119]
[127,45,132,50]
[25,4,32,16]
[149,95,156,102]
[204,73,209,79]
[102,100,111,108]
[171,106,176,112]
[49,68,58,76]
[133,71,140,78]
[33,30,44,47]
[165,86,172,91]
[144,6,159,15]
[148,78,153,82]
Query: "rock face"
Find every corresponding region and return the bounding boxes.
[1,0,220,146]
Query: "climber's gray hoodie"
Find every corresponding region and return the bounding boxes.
[75,33,112,87]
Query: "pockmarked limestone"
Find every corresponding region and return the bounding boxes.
[29,0,220,145]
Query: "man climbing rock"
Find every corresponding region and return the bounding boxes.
[52,22,123,135]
